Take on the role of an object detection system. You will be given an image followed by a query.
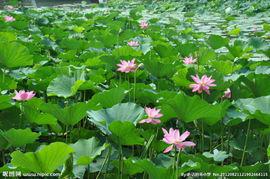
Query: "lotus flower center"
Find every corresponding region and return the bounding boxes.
[148,115,154,118]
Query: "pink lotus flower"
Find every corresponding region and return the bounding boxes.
[189,74,216,95]
[139,107,163,125]
[127,41,139,47]
[183,56,197,64]
[116,58,138,73]
[5,16,15,22]
[83,18,88,21]
[222,88,231,98]
[8,5,14,10]
[12,90,35,101]
[162,128,196,153]
[139,22,148,29]
[253,26,258,30]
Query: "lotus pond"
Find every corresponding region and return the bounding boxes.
[0,0,270,178]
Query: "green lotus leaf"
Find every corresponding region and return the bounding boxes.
[40,102,91,126]
[70,137,109,165]
[255,66,270,75]
[131,159,172,179]
[203,149,232,162]
[0,95,13,110]
[184,12,195,17]
[168,93,226,125]
[0,71,17,90]
[87,145,119,175]
[97,32,118,48]
[130,83,158,105]
[228,28,241,36]
[263,23,270,31]
[179,160,201,175]
[58,50,77,61]
[60,38,81,50]
[111,158,144,175]
[0,32,16,42]
[109,121,144,145]
[152,154,174,168]
[211,60,234,75]
[198,48,216,65]
[229,133,258,153]
[106,21,125,32]
[11,142,74,173]
[37,18,49,25]
[90,87,125,108]
[140,40,152,55]
[182,153,238,174]
[0,163,30,174]
[227,45,245,57]
[73,26,84,33]
[143,58,176,78]
[235,95,270,125]
[0,107,22,130]
[0,42,33,68]
[223,108,247,126]
[248,37,269,51]
[6,0,21,6]
[59,154,74,179]
[0,131,9,150]
[47,75,84,98]
[23,104,57,125]
[10,21,29,30]
[27,66,56,91]
[119,29,139,41]
[237,73,270,97]
[172,68,192,87]
[152,41,178,58]
[178,43,199,57]
[84,56,101,67]
[87,103,144,135]
[129,8,143,20]
[112,46,142,57]
[241,161,270,173]
[206,35,229,49]
[4,128,41,148]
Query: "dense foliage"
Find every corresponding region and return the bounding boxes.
[0,0,270,178]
